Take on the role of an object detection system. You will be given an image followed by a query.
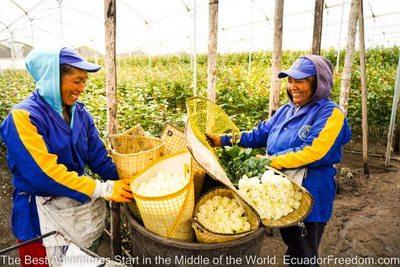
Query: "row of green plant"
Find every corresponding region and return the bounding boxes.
[0,47,398,143]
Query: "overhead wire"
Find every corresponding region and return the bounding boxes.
[1,0,400,55]
[0,0,47,35]
[9,0,35,46]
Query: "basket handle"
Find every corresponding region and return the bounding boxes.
[192,218,204,233]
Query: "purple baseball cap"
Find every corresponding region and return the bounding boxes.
[59,47,100,72]
[278,57,316,79]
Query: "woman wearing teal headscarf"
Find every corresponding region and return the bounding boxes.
[0,47,133,266]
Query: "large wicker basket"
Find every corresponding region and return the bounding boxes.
[192,187,260,243]
[109,135,165,180]
[161,123,205,201]
[109,133,165,219]
[130,152,195,241]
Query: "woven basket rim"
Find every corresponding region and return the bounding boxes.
[260,165,315,227]
[186,97,240,131]
[109,135,164,157]
[192,186,259,237]
[130,150,192,200]
[132,180,190,201]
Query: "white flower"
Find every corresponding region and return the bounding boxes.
[195,195,251,234]
[261,170,275,184]
[238,170,303,220]
[248,177,261,186]
[135,171,188,197]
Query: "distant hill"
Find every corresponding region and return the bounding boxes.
[0,42,32,58]
[0,44,11,58]
[118,49,145,57]
[21,44,33,57]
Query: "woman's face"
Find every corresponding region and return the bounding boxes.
[287,76,313,106]
[60,67,88,106]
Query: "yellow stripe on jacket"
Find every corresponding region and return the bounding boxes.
[270,108,344,170]
[12,109,96,197]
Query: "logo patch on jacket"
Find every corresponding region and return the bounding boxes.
[298,125,311,141]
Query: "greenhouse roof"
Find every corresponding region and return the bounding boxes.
[0,0,399,56]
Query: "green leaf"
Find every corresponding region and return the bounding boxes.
[244,148,252,156]
[249,161,256,169]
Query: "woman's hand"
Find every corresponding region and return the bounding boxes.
[95,179,134,202]
[205,133,221,147]
[256,154,272,160]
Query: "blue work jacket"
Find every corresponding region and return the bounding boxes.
[222,99,351,222]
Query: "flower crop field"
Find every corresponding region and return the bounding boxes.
[0,47,398,145]
[0,47,399,263]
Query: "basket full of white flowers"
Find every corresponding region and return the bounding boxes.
[130,151,195,241]
[237,166,313,227]
[192,187,260,243]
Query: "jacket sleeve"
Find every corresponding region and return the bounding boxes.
[220,110,280,148]
[86,113,119,181]
[270,106,350,170]
[1,109,96,202]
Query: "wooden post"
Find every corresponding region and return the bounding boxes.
[207,0,219,103]
[385,54,400,166]
[268,0,284,117]
[104,0,121,257]
[335,0,346,73]
[339,0,359,115]
[358,0,369,175]
[311,0,324,55]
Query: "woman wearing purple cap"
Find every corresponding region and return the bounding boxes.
[208,55,351,265]
[0,48,133,266]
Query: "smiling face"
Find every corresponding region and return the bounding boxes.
[287,76,314,106]
[60,67,88,106]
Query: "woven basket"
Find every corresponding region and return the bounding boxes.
[109,135,165,180]
[130,152,195,241]
[161,123,187,155]
[259,166,314,227]
[109,134,165,219]
[121,124,146,136]
[161,123,205,201]
[192,187,260,243]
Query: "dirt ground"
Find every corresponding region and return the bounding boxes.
[0,152,399,266]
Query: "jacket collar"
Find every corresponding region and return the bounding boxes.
[283,99,327,124]
[33,90,84,138]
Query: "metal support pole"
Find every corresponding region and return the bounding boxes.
[0,231,58,255]
[385,54,400,166]
[57,0,64,44]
